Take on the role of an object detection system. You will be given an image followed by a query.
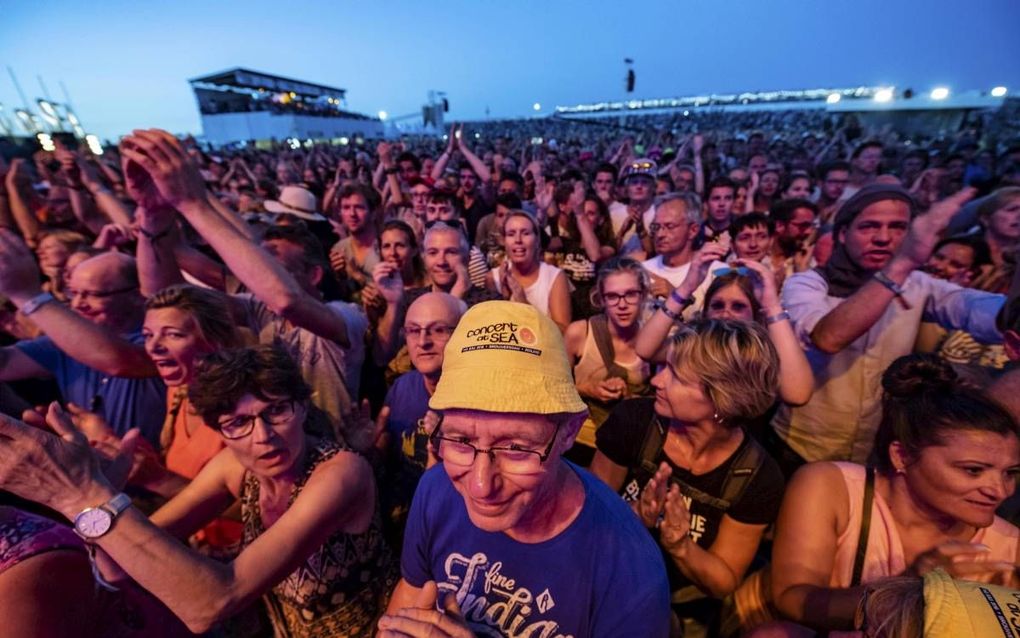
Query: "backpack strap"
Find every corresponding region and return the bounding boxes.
[851,466,876,587]
[666,436,766,512]
[589,315,628,381]
[718,435,766,508]
[637,413,668,478]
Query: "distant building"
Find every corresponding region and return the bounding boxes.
[189,68,383,146]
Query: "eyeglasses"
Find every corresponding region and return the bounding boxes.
[428,412,561,475]
[66,285,138,302]
[649,221,687,233]
[217,400,295,440]
[405,323,456,341]
[602,290,643,306]
[628,160,655,171]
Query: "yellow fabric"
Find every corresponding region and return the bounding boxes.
[429,300,587,414]
[924,569,1020,637]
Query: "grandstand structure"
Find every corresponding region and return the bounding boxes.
[554,86,1007,117]
[189,68,384,146]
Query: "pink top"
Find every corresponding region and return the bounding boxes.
[831,462,1019,587]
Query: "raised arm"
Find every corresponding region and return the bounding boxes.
[0,408,373,635]
[120,130,349,347]
[4,159,41,244]
[0,229,155,377]
[809,189,974,354]
[735,258,814,406]
[457,132,492,184]
[429,125,458,181]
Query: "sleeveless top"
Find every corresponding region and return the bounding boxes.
[240,440,397,638]
[0,506,83,574]
[492,261,562,316]
[573,319,650,390]
[831,462,1019,588]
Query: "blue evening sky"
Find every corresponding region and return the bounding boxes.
[2,0,1018,140]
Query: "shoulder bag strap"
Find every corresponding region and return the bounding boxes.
[851,466,876,587]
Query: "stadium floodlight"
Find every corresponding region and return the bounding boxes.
[339,137,350,145]
[930,87,950,100]
[533,102,541,111]
[378,110,388,121]
[874,88,894,103]
[37,133,55,152]
[85,134,103,155]
[992,86,1008,97]
[826,93,841,104]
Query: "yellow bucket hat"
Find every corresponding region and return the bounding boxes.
[924,568,1020,637]
[429,301,586,415]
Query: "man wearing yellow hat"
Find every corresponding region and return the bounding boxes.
[378,301,671,637]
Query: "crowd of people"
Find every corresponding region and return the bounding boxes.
[0,103,1019,637]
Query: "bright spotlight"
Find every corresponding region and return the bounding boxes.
[378,110,388,121]
[992,86,1008,97]
[826,93,841,104]
[339,136,350,146]
[85,134,103,155]
[532,102,541,111]
[874,88,894,103]
[930,87,949,100]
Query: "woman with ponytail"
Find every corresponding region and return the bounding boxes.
[762,354,1020,635]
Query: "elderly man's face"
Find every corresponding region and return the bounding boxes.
[436,409,567,535]
[66,258,140,332]
[404,296,458,377]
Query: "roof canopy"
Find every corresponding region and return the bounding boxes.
[189,68,346,100]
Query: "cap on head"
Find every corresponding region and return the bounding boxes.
[623,157,658,181]
[429,301,586,414]
[833,183,916,234]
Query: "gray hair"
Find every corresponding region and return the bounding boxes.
[423,221,470,259]
[655,191,702,225]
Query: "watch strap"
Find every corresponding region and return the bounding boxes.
[103,492,132,517]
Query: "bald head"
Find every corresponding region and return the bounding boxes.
[405,292,466,377]
[68,251,144,332]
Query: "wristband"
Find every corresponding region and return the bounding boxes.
[669,289,694,308]
[20,291,55,316]
[138,226,171,243]
[658,302,684,323]
[384,167,399,175]
[765,310,791,325]
[873,270,913,310]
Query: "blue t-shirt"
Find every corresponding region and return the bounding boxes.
[15,331,166,444]
[401,463,671,638]
[383,369,431,469]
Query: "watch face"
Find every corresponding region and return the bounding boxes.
[75,508,113,539]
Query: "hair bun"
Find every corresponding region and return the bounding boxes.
[882,354,958,399]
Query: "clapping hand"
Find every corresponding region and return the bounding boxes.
[378,581,474,638]
[634,461,672,528]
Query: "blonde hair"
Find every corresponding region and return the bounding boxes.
[863,577,924,638]
[978,186,1020,220]
[666,320,779,425]
[145,285,241,353]
[145,285,243,453]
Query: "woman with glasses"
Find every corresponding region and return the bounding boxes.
[487,209,572,331]
[564,257,651,462]
[0,343,396,637]
[590,320,786,634]
[56,284,247,553]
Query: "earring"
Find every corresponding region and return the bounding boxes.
[895,467,906,475]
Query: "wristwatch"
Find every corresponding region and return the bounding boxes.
[73,493,131,540]
[20,291,55,316]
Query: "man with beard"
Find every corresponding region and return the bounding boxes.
[766,198,819,287]
[768,184,1004,477]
